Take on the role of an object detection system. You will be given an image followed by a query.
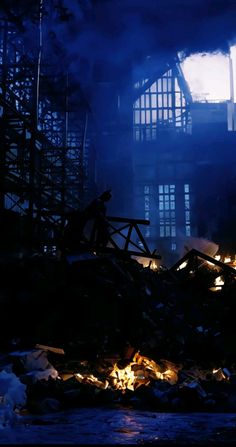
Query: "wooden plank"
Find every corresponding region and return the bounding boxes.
[170,248,236,275]
[93,246,161,260]
[107,216,150,225]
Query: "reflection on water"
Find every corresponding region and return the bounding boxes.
[1,407,236,444]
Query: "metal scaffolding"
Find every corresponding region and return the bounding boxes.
[0,17,95,249]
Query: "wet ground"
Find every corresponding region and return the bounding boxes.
[1,407,236,445]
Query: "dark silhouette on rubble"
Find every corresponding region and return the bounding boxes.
[61,190,112,253]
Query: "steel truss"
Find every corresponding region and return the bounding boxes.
[0,18,95,249]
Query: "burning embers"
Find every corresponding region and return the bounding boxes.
[63,351,233,400]
[2,347,235,416]
[171,248,236,293]
[75,373,109,390]
[73,352,180,393]
[109,352,178,391]
[2,248,236,415]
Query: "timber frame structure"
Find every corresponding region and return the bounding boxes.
[170,248,236,291]
[90,216,161,260]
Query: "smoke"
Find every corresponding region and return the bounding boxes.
[49,0,236,66]
[2,0,236,74]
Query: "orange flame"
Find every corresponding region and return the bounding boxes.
[109,352,178,391]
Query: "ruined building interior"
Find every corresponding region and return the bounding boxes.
[1,0,236,266]
[2,2,236,443]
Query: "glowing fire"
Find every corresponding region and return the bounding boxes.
[214,276,224,286]
[110,363,139,391]
[215,253,236,269]
[209,275,225,292]
[150,261,158,270]
[61,352,232,395]
[177,261,188,270]
[133,256,159,270]
[206,260,215,267]
[75,372,109,389]
[72,352,179,392]
[212,367,231,381]
[109,352,178,392]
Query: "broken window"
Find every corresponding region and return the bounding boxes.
[133,68,190,141]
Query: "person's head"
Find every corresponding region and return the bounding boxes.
[99,189,112,202]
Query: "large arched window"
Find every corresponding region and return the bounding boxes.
[133,66,191,141]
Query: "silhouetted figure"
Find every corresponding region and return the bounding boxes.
[62,190,112,253]
[85,189,112,247]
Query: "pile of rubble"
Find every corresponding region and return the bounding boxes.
[0,248,236,417]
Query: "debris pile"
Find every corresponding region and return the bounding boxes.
[0,248,236,417]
